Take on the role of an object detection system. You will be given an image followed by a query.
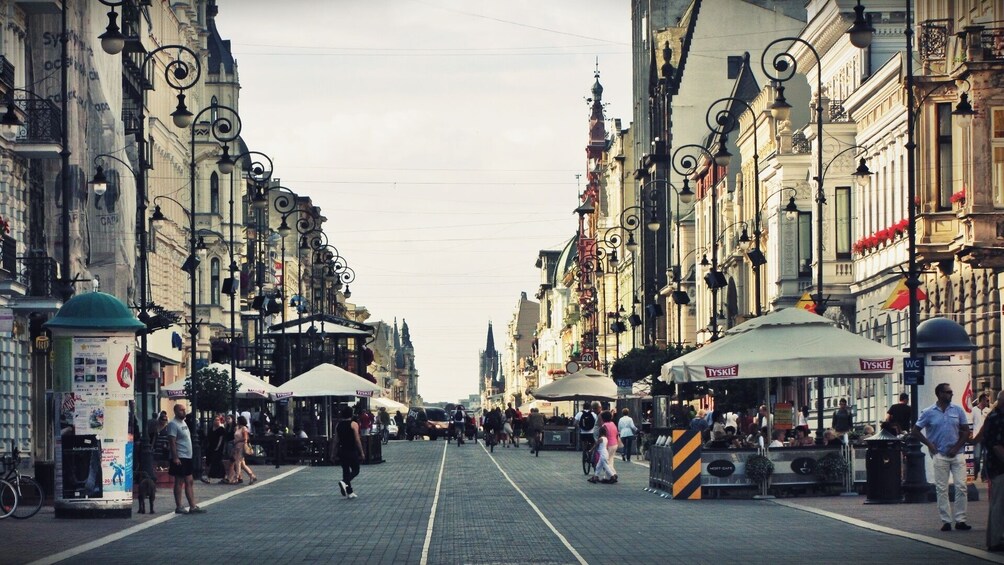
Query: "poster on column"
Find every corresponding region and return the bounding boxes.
[72,336,135,401]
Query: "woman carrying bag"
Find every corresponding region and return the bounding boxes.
[229,415,257,485]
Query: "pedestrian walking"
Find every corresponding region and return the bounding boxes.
[334,406,365,499]
[166,403,205,514]
[230,415,258,485]
[912,383,971,532]
[588,411,618,484]
[974,391,1004,550]
[601,410,620,479]
[973,393,991,480]
[618,408,638,462]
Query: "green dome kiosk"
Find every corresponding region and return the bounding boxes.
[44,292,145,518]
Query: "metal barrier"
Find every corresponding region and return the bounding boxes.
[767,445,844,486]
[648,435,674,492]
[701,448,758,488]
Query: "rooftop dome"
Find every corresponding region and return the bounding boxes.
[44,292,145,331]
[915,317,974,352]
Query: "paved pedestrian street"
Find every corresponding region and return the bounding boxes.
[7,440,1000,564]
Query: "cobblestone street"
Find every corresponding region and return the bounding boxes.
[4,440,998,564]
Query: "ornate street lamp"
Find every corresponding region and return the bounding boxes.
[672,144,723,341]
[95,37,200,477]
[187,101,242,475]
[220,149,272,414]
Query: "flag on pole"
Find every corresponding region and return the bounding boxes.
[882,278,927,310]
[795,292,816,313]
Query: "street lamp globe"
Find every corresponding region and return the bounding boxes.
[853,158,872,188]
[770,87,793,123]
[784,195,800,221]
[679,182,695,204]
[90,166,109,196]
[952,92,976,130]
[171,94,194,128]
[98,10,126,55]
[846,1,876,49]
[626,232,639,254]
[216,145,236,174]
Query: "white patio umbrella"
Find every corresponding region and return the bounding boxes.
[371,396,408,411]
[660,308,906,383]
[162,363,277,399]
[532,368,617,401]
[274,363,382,398]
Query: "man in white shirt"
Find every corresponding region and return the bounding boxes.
[974,393,990,480]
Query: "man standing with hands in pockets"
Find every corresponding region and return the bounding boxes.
[913,383,971,532]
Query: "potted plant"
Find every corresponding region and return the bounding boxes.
[950,189,966,208]
[746,453,774,485]
[816,451,848,484]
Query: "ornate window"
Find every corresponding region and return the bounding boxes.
[993,108,1004,208]
[210,258,221,306]
[210,172,220,214]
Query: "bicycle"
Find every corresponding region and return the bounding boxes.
[0,477,16,519]
[580,436,596,475]
[2,442,44,519]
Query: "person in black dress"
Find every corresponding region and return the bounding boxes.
[334,405,365,499]
[207,415,227,480]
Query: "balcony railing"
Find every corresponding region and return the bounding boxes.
[919,19,953,63]
[19,254,58,298]
[978,25,1004,61]
[11,98,61,145]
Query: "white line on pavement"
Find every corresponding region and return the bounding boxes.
[772,499,1004,564]
[419,439,449,565]
[28,466,307,565]
[479,442,589,565]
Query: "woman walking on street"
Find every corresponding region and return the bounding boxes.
[601,410,620,480]
[229,415,257,485]
[335,405,365,499]
[588,412,617,484]
[618,408,639,462]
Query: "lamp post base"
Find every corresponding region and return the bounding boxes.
[901,437,931,503]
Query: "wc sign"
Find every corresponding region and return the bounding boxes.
[904,357,924,386]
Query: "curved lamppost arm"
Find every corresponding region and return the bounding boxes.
[763,35,829,444]
[672,143,723,340]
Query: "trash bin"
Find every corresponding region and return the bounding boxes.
[864,429,903,504]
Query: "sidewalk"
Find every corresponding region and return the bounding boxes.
[2,462,303,565]
[772,488,1004,563]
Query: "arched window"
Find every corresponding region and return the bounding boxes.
[211,96,219,123]
[210,172,220,214]
[211,258,221,305]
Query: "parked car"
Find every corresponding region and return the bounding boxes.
[406,406,450,440]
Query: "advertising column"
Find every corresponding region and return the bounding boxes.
[45,292,145,518]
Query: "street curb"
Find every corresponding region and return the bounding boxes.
[771,499,1004,564]
[26,466,307,565]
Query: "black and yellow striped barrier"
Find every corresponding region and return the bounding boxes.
[671,430,702,499]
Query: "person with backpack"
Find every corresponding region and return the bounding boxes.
[452,405,467,445]
[575,402,596,453]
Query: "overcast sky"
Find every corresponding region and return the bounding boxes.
[215,0,633,403]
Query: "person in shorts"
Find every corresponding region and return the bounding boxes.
[166,403,205,514]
